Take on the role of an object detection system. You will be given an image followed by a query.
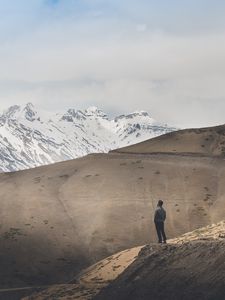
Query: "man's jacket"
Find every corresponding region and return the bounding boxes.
[154,206,166,222]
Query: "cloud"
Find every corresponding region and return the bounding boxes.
[0,1,224,128]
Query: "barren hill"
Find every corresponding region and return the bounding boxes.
[112,124,225,156]
[24,221,225,300]
[96,221,225,300]
[1,124,225,296]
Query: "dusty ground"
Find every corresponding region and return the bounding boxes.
[96,240,225,300]
[25,221,225,300]
[1,124,225,296]
[96,222,225,300]
[23,246,143,300]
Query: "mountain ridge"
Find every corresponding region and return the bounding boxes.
[112,123,225,157]
[0,103,177,172]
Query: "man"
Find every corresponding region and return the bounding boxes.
[154,200,167,243]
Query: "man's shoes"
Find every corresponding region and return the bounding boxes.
[158,241,162,244]
[163,240,167,244]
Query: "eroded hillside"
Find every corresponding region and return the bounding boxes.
[24,221,225,300]
[1,125,225,293]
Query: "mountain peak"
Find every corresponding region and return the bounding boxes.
[114,110,154,123]
[61,109,86,122]
[61,106,108,122]
[4,105,21,118]
[0,105,21,125]
[1,102,39,122]
[84,106,108,119]
[22,102,40,122]
[86,106,98,113]
[0,102,177,172]
[25,102,34,109]
[127,111,151,118]
[134,110,149,117]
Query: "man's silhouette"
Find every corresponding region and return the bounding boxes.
[154,200,167,243]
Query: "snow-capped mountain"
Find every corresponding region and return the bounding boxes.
[0,103,177,172]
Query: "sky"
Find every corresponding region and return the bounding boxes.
[0,0,225,127]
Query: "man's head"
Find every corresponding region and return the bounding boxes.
[158,200,163,207]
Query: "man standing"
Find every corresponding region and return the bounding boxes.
[154,200,167,243]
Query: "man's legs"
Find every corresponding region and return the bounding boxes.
[154,222,162,243]
[160,222,167,243]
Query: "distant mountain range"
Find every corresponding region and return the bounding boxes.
[0,103,177,172]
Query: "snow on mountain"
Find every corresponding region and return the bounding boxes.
[0,103,177,172]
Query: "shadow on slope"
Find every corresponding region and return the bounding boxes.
[24,221,225,300]
[1,124,225,294]
[96,221,225,300]
[96,241,225,300]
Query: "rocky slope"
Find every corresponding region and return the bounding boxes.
[0,103,176,172]
[23,221,225,300]
[96,221,225,300]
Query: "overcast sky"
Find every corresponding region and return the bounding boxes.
[0,0,225,127]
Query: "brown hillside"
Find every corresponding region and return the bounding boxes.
[96,221,225,300]
[112,124,225,156]
[1,125,225,293]
[24,221,225,300]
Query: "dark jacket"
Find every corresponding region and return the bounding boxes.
[154,206,166,222]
